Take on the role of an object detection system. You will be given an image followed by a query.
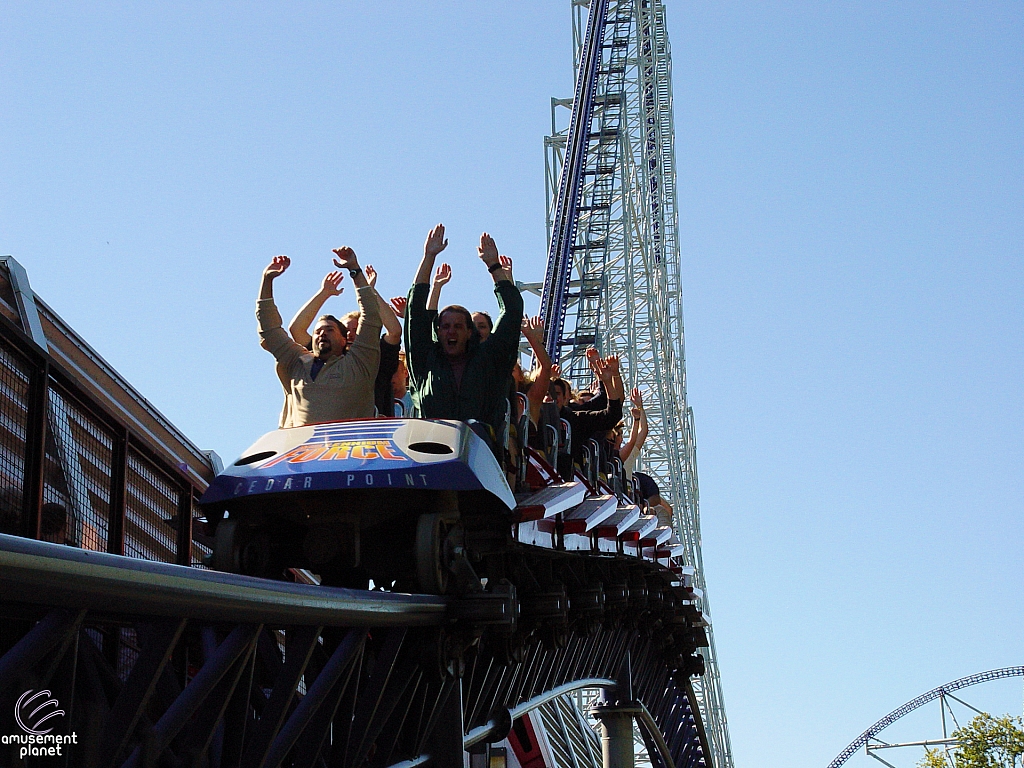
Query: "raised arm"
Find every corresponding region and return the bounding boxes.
[332,248,380,374]
[389,296,408,317]
[619,387,648,461]
[332,246,369,290]
[601,354,626,401]
[521,316,552,425]
[581,348,608,409]
[426,263,451,311]
[259,255,290,300]
[257,256,305,369]
[479,234,523,360]
[414,223,448,285]
[404,250,437,385]
[478,233,511,284]
[364,264,402,345]
[288,271,344,347]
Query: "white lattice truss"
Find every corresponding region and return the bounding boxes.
[536,693,603,768]
[543,2,734,766]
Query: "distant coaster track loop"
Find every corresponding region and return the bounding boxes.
[827,666,1024,768]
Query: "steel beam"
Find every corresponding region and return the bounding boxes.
[0,533,447,626]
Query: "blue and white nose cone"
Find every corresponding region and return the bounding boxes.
[200,419,515,509]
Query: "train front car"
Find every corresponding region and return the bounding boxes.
[200,418,515,593]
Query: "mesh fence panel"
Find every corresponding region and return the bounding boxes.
[0,340,31,536]
[125,449,179,562]
[191,497,210,568]
[0,322,206,565]
[44,385,113,550]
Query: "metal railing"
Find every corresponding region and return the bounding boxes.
[0,275,208,569]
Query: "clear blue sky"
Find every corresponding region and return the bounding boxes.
[1,3,1021,766]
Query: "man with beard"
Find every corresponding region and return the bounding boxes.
[404,223,524,443]
[286,263,403,418]
[256,247,381,426]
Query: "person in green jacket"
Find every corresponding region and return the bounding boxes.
[404,223,524,443]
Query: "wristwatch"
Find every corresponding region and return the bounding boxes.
[348,267,362,278]
[487,262,504,273]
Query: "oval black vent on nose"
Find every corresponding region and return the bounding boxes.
[407,442,454,455]
[233,450,277,466]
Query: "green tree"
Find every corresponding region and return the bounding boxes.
[955,714,1024,768]
[919,714,1024,768]
[919,747,950,768]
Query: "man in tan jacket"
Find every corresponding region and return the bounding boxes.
[257,247,381,426]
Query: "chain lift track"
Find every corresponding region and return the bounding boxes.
[540,2,734,765]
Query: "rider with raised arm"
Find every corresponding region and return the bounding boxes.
[549,349,624,469]
[287,270,346,349]
[520,315,553,432]
[256,248,381,426]
[404,223,524,442]
[472,255,510,341]
[288,263,402,417]
[266,269,345,427]
[617,387,649,471]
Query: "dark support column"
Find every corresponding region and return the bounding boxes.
[0,608,82,694]
[592,653,640,768]
[98,619,188,768]
[22,361,49,540]
[175,486,193,566]
[592,692,640,768]
[107,427,128,556]
[120,623,261,768]
[421,675,464,766]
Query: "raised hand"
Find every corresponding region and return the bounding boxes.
[550,363,561,380]
[364,264,378,288]
[433,263,452,287]
[263,255,291,279]
[630,387,644,419]
[478,233,499,266]
[425,224,448,258]
[499,254,513,274]
[521,315,544,342]
[320,271,345,297]
[630,386,644,409]
[332,246,360,271]
[390,296,408,316]
[604,354,621,374]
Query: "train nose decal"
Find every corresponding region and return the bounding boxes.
[200,419,514,509]
[249,420,465,469]
[261,439,404,467]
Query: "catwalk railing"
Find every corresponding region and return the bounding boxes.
[0,260,213,569]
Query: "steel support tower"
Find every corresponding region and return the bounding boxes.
[540,2,734,766]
